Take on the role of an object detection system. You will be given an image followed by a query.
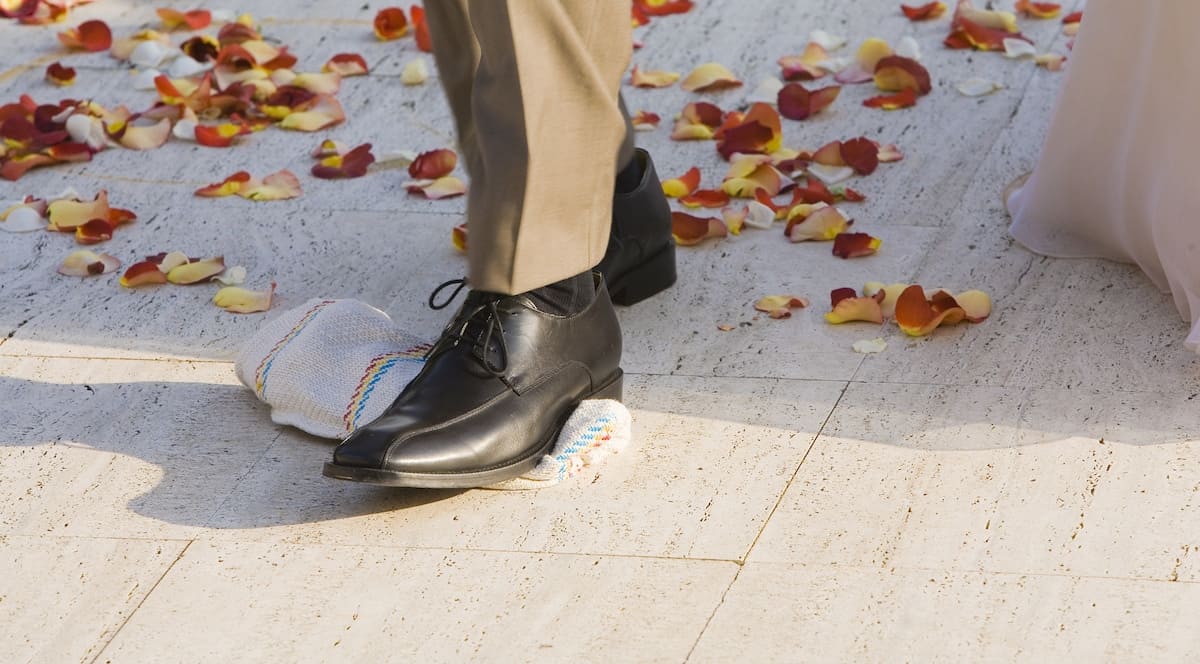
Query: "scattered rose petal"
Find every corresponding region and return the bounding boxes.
[401,58,428,85]
[166,256,225,284]
[957,77,1003,96]
[863,89,918,110]
[45,61,75,86]
[1015,0,1061,19]
[215,265,247,286]
[195,170,252,197]
[716,324,735,332]
[680,188,730,209]
[874,55,932,95]
[754,295,809,319]
[59,249,120,276]
[779,42,833,81]
[671,211,727,246]
[279,94,345,131]
[777,82,841,121]
[1003,38,1039,59]
[835,38,892,84]
[119,259,169,287]
[58,19,112,52]
[786,205,850,242]
[405,176,466,199]
[807,163,855,185]
[901,2,947,21]
[681,62,742,92]
[374,7,408,40]
[631,66,680,88]
[896,36,922,61]
[661,166,701,198]
[809,29,846,50]
[241,170,303,200]
[1036,53,1067,71]
[631,110,660,131]
[451,222,467,252]
[0,205,44,232]
[832,232,882,258]
[852,338,888,354]
[74,218,113,244]
[895,285,968,336]
[408,148,457,179]
[324,53,368,76]
[312,142,375,179]
[670,101,724,140]
[716,102,782,159]
[825,287,885,324]
[213,282,275,313]
[411,4,432,52]
[47,191,109,231]
[157,8,212,31]
[745,77,784,105]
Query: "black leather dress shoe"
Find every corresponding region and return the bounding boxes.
[598,148,676,306]
[323,275,623,488]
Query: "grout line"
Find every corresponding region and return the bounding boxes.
[88,540,194,664]
[683,565,742,663]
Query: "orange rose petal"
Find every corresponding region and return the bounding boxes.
[631,66,681,88]
[166,256,225,284]
[661,166,701,198]
[74,218,113,244]
[0,0,38,19]
[680,62,742,92]
[323,53,369,76]
[824,287,885,324]
[1015,0,1061,19]
[213,282,275,313]
[680,188,730,209]
[408,148,458,179]
[894,285,965,336]
[241,170,303,200]
[45,61,76,86]
[411,5,433,52]
[58,19,112,52]
[156,8,212,31]
[374,7,408,40]
[754,295,809,320]
[108,207,137,226]
[631,110,661,131]
[811,141,846,167]
[195,171,252,197]
[778,42,832,81]
[2,154,54,181]
[671,211,727,246]
[119,260,169,287]
[863,89,918,110]
[635,0,694,17]
[451,222,468,252]
[831,232,882,258]
[874,55,932,95]
[716,102,782,159]
[195,122,251,148]
[785,205,850,242]
[59,249,120,276]
[901,2,947,20]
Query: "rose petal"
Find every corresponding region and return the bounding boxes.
[311,143,375,179]
[954,289,992,322]
[680,188,730,209]
[59,249,121,276]
[631,110,661,131]
[957,77,1003,96]
[863,89,918,110]
[1015,0,1061,19]
[451,223,468,252]
[901,2,947,21]
[166,256,226,284]
[786,205,850,242]
[195,171,252,197]
[113,117,171,150]
[411,4,433,52]
[195,122,251,148]
[754,295,809,320]
[0,205,45,232]
[214,265,248,286]
[157,8,212,31]
[241,170,303,200]
[213,282,275,313]
[323,53,369,76]
[401,58,428,85]
[832,232,882,258]
[58,19,112,52]
[47,191,109,231]
[74,218,113,244]
[824,287,885,324]
[631,66,680,88]
[661,166,701,198]
[852,338,888,354]
[671,211,727,246]
[405,176,466,199]
[874,55,932,95]
[45,61,76,86]
[716,102,781,159]
[408,148,458,179]
[680,62,742,92]
[119,260,169,287]
[374,7,408,40]
[279,94,345,131]
[806,163,855,185]
[894,285,967,336]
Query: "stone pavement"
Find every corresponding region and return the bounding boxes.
[3,0,1200,662]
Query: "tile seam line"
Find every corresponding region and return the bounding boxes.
[683,381,853,661]
[88,539,193,664]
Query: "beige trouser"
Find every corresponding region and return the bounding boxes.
[424,0,634,295]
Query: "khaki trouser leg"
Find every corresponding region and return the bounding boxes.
[426,0,633,295]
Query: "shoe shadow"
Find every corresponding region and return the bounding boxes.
[0,376,466,533]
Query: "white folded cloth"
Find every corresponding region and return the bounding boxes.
[234,298,631,489]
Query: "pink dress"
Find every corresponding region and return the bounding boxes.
[1007,0,1200,349]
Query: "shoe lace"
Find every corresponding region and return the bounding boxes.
[428,278,510,378]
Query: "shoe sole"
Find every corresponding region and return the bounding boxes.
[321,370,624,489]
[607,243,677,307]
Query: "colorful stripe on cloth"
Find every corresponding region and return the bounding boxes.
[254,299,336,398]
[342,345,431,431]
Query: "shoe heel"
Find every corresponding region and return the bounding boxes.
[591,370,624,401]
[608,244,677,306]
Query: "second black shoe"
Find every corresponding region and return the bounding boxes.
[599,148,677,306]
[323,274,623,488]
